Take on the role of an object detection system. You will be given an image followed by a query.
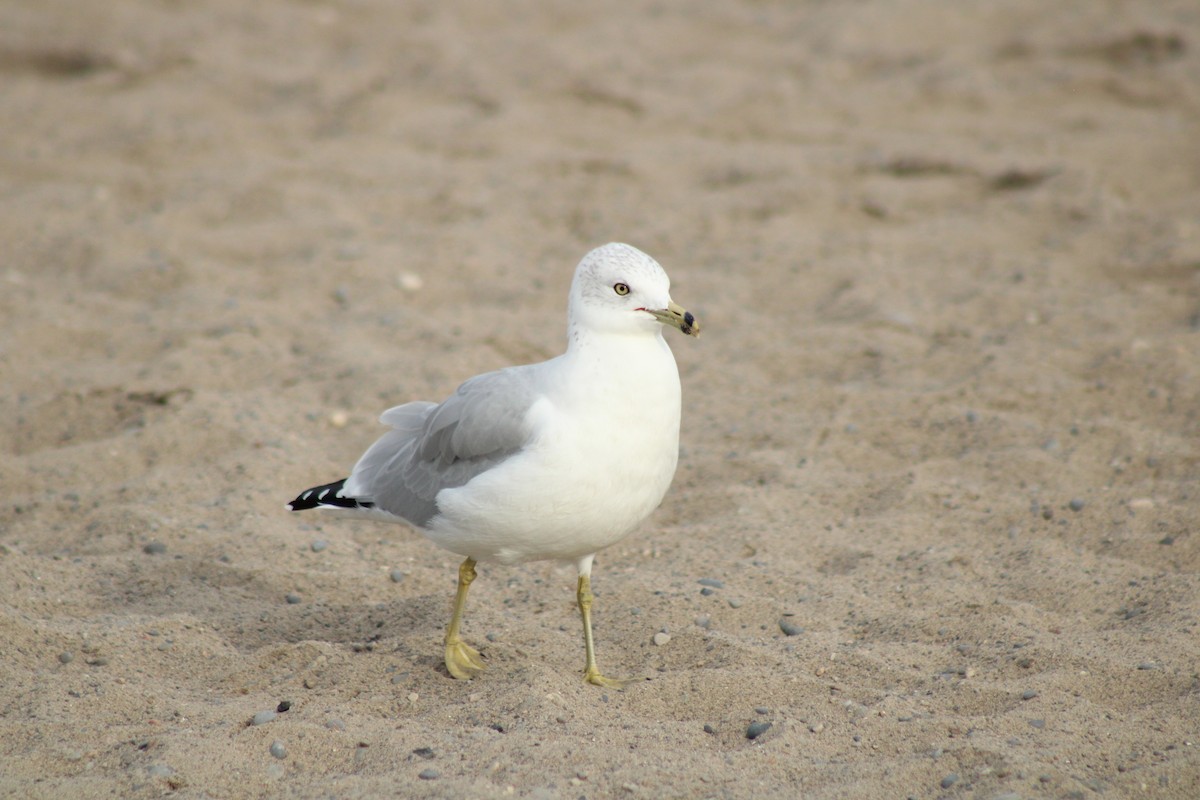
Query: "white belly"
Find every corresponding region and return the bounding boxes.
[426,344,682,564]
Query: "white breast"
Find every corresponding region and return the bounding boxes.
[427,331,682,564]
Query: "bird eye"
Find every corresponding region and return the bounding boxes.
[613,283,630,296]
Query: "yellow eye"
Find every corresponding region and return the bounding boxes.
[613,283,630,296]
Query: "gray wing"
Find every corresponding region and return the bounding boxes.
[343,367,542,528]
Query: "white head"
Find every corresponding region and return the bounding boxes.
[567,243,699,340]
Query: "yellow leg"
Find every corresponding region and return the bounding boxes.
[577,573,626,689]
[443,557,485,680]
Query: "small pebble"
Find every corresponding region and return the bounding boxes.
[694,615,711,629]
[940,773,959,789]
[418,768,440,780]
[325,718,346,731]
[703,724,716,735]
[310,539,328,553]
[1137,662,1158,670]
[252,710,277,726]
[1068,498,1085,512]
[329,410,349,428]
[276,701,292,713]
[413,747,435,760]
[746,721,772,740]
[727,598,743,609]
[398,272,424,292]
[58,651,74,664]
[697,578,724,589]
[700,587,715,596]
[1029,719,1045,729]
[652,632,671,646]
[779,619,804,637]
[1021,690,1038,700]
[285,593,302,605]
[269,740,287,759]
[390,569,406,584]
[143,541,167,555]
[754,707,770,715]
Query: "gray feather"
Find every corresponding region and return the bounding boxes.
[345,368,540,528]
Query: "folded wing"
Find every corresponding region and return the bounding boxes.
[343,367,541,528]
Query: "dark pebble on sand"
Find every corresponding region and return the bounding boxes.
[1021,690,1038,700]
[143,541,167,555]
[58,651,74,664]
[779,619,804,637]
[390,569,406,583]
[413,747,435,760]
[418,768,440,780]
[698,578,724,589]
[746,721,772,740]
[1068,498,1085,512]
[940,773,959,789]
[277,701,291,713]
[285,593,302,604]
[310,539,328,552]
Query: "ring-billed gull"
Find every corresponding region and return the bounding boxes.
[287,242,699,687]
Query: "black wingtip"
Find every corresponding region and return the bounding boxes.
[288,479,374,512]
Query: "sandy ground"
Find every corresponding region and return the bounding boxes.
[3,1,1199,797]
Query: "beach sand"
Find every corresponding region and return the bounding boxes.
[2,1,1198,797]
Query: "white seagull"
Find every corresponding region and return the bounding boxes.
[287,242,699,687]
